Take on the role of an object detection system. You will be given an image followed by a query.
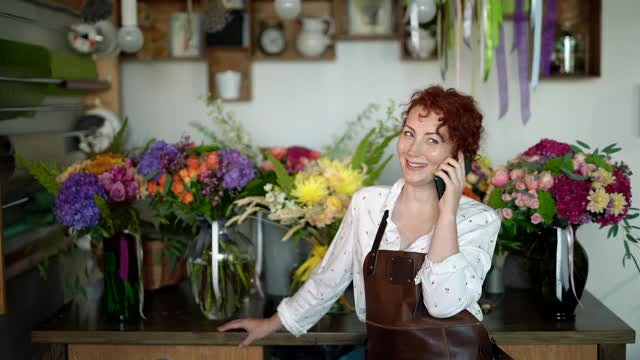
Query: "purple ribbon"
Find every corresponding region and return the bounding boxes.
[541,0,557,76]
[119,233,129,281]
[514,0,531,124]
[496,25,508,118]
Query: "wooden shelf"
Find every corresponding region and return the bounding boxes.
[131,0,199,60]
[334,0,401,40]
[251,0,336,61]
[206,47,252,101]
[542,0,601,78]
[128,0,254,102]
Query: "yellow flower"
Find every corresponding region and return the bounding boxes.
[292,174,329,205]
[609,193,627,216]
[590,168,615,188]
[293,244,327,283]
[307,210,335,228]
[477,155,492,170]
[319,158,346,186]
[87,153,125,175]
[333,166,365,196]
[325,195,343,212]
[587,187,610,213]
[56,160,92,182]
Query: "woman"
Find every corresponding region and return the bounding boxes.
[219,86,501,355]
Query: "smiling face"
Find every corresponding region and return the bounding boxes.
[396,105,456,187]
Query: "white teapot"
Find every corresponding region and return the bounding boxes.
[405,27,436,59]
[296,16,334,57]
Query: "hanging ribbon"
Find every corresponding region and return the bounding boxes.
[555,227,583,307]
[254,213,265,298]
[496,24,508,118]
[438,1,447,80]
[514,0,531,123]
[123,229,145,319]
[478,0,486,82]
[541,0,558,76]
[483,0,493,81]
[410,0,420,57]
[455,0,462,88]
[211,220,221,304]
[469,0,481,98]
[463,0,474,48]
[566,226,583,307]
[530,0,543,89]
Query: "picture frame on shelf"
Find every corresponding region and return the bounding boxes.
[169,12,204,58]
[348,0,395,36]
[206,9,249,47]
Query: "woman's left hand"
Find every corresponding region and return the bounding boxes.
[434,152,467,217]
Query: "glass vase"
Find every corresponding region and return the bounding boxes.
[527,226,589,320]
[187,218,256,319]
[102,231,141,321]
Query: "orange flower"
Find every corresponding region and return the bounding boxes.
[204,152,220,171]
[179,168,190,180]
[171,176,185,195]
[158,174,168,188]
[186,156,200,170]
[147,181,157,194]
[463,186,481,201]
[188,167,199,179]
[181,192,194,205]
[269,146,287,161]
[309,150,321,160]
[87,153,125,174]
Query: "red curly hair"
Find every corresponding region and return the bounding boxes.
[402,85,484,158]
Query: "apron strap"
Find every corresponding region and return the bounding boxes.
[367,210,390,275]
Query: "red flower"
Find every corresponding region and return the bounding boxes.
[550,175,591,224]
[523,138,574,162]
[286,146,320,173]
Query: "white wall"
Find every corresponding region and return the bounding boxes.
[123,1,640,357]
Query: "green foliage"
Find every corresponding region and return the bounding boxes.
[537,191,557,225]
[15,154,62,195]
[487,188,506,209]
[585,155,613,172]
[190,97,261,163]
[108,117,128,154]
[266,152,293,194]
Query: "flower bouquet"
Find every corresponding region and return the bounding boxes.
[18,129,148,321]
[464,154,494,202]
[138,138,258,319]
[230,101,401,299]
[485,138,639,317]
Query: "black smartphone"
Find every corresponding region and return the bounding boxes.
[435,154,473,199]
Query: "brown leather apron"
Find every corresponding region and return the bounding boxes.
[363,210,513,360]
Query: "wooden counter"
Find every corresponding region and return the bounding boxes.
[32,283,635,359]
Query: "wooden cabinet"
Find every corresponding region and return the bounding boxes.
[68,344,263,360]
[501,344,597,360]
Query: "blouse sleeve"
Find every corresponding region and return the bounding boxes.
[416,207,500,318]
[276,196,359,336]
